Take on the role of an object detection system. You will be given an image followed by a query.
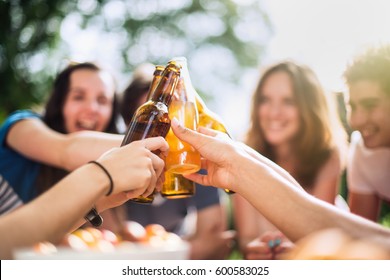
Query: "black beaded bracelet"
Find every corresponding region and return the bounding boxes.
[89,160,114,196]
[84,207,103,228]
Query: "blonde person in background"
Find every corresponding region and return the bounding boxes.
[233,61,348,259]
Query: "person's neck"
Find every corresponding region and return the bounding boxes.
[272,144,296,173]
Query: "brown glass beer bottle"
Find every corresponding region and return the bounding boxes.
[145,65,165,100]
[121,61,181,203]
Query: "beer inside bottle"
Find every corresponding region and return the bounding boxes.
[161,171,195,199]
[165,99,201,174]
[160,57,200,198]
[121,62,181,203]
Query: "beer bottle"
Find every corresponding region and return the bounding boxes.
[194,76,235,195]
[162,57,200,198]
[161,171,195,199]
[146,65,165,100]
[164,57,201,175]
[121,61,181,203]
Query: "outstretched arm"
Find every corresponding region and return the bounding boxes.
[171,120,390,249]
[7,118,123,171]
[0,137,168,259]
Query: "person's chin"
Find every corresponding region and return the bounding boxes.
[362,135,381,149]
[266,138,288,146]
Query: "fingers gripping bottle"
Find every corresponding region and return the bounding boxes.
[162,57,201,198]
[121,61,181,203]
[165,57,201,174]
[191,65,235,194]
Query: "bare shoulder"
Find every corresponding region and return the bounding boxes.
[7,118,47,147]
[314,148,344,185]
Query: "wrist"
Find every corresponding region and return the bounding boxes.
[230,153,262,195]
[89,161,114,196]
[84,161,112,197]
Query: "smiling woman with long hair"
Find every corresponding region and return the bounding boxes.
[234,60,348,259]
[35,62,120,195]
[0,62,122,203]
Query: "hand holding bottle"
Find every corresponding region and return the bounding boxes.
[121,61,181,203]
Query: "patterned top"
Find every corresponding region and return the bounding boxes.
[0,175,23,215]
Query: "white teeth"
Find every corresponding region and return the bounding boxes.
[78,120,97,130]
[268,122,284,130]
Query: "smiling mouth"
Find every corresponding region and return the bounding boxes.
[77,120,98,130]
[266,122,287,132]
[360,127,377,139]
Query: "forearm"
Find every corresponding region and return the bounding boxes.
[7,119,123,171]
[61,131,123,170]
[239,143,302,189]
[0,164,109,259]
[232,156,390,246]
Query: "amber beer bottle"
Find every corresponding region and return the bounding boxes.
[164,57,201,174]
[121,62,181,203]
[195,82,235,194]
[162,171,195,199]
[161,57,200,198]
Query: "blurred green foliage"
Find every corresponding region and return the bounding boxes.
[380,202,390,228]
[0,0,272,123]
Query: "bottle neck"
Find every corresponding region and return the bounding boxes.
[151,91,173,105]
[171,60,197,103]
[146,66,165,100]
[150,67,180,105]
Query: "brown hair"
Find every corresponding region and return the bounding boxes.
[344,44,390,97]
[35,62,119,196]
[246,60,347,188]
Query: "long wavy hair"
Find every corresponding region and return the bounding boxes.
[245,61,347,188]
[35,62,120,195]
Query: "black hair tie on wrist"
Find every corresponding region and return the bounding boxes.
[89,160,114,196]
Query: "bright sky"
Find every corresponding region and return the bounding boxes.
[262,0,390,92]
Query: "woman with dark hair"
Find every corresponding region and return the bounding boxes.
[233,60,348,259]
[44,62,119,134]
[0,62,123,204]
